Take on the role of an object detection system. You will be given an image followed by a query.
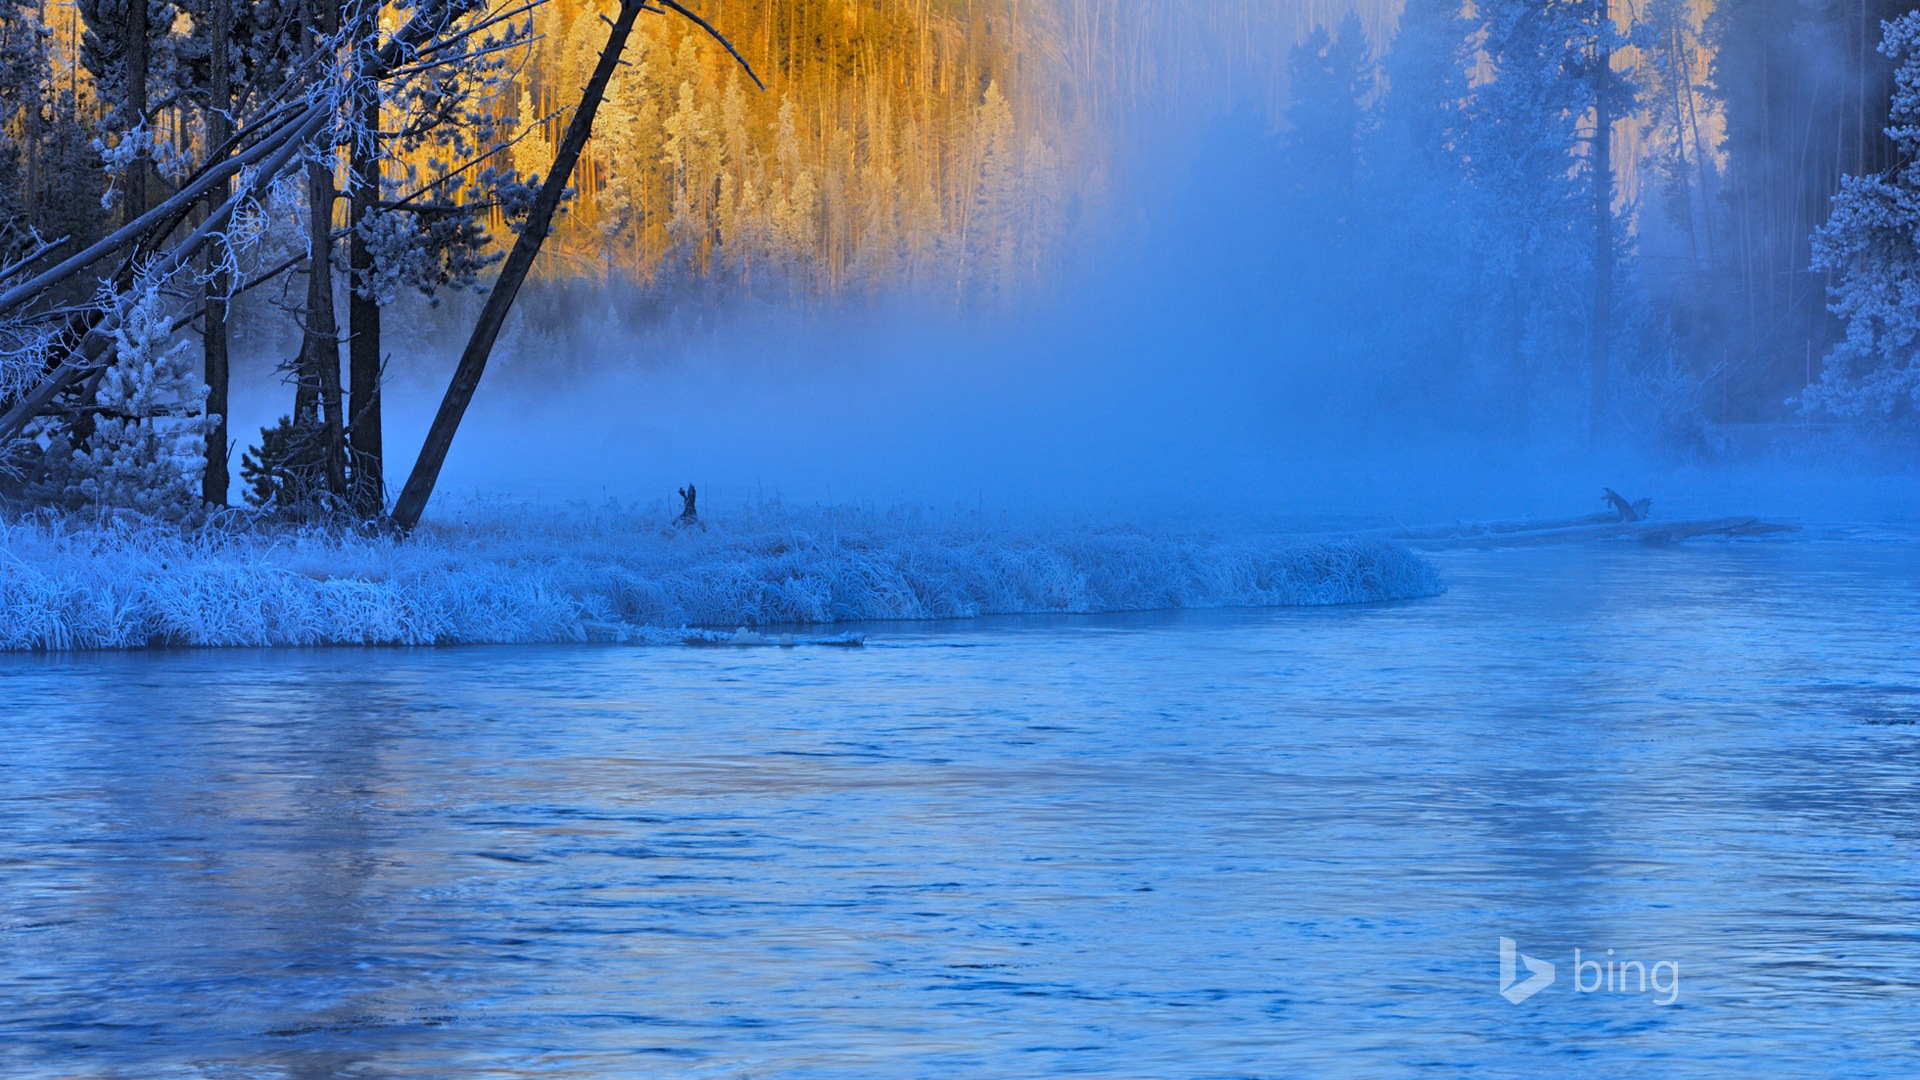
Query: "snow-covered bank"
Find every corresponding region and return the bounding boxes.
[0,504,1443,649]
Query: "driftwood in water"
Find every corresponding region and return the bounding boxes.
[1364,490,1793,550]
[1397,516,1798,550]
[1384,512,1620,542]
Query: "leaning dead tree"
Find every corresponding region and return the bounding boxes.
[389,0,761,529]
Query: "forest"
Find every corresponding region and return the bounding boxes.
[7,7,1918,1075]
[0,0,1914,530]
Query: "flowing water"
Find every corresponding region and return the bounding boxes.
[2,536,1917,1078]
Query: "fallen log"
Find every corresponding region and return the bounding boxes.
[1380,512,1621,542]
[1404,516,1799,550]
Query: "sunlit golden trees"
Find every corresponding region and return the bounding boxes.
[508,0,1070,301]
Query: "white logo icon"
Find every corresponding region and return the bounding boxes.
[1500,937,1555,1003]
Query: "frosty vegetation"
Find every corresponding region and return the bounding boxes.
[0,504,1442,649]
[1806,11,1920,426]
[37,284,214,518]
[0,0,1910,655]
[0,0,1915,547]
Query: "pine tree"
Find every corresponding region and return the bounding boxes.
[1638,0,1718,271]
[1285,14,1370,236]
[1283,14,1373,304]
[76,0,184,222]
[663,78,712,285]
[964,80,1018,304]
[66,284,214,520]
[771,95,819,289]
[1358,0,1476,409]
[1454,0,1607,430]
[1804,11,1920,427]
[0,0,48,259]
[1374,0,1470,172]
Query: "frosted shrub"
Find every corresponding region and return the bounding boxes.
[0,316,55,404]
[67,285,215,520]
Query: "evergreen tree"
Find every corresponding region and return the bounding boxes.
[965,80,1018,304]
[1282,13,1372,310]
[1284,14,1370,239]
[1638,0,1719,270]
[1359,0,1476,414]
[1454,0,1608,430]
[76,0,184,222]
[1373,0,1470,172]
[1804,11,1920,427]
[1704,0,1909,420]
[662,78,712,286]
[59,284,214,520]
[0,0,46,259]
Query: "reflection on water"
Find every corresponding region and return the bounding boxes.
[1,538,1917,1078]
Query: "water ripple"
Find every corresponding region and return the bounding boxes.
[0,539,1916,1077]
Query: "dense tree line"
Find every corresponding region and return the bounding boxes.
[0,0,1911,534]
[1808,8,1920,424]
[501,0,1070,304]
[427,0,1920,430]
[0,0,752,528]
[1266,0,1920,439]
[1266,2,1665,444]
[1701,0,1912,424]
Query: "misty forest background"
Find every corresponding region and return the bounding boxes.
[0,0,1916,527]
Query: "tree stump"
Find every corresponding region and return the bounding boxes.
[675,484,705,530]
[1602,488,1651,522]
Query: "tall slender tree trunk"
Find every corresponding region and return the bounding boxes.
[292,12,321,429]
[124,0,148,225]
[390,0,650,530]
[348,12,383,512]
[1664,16,1699,269]
[1590,0,1613,442]
[301,0,346,495]
[1683,30,1715,267]
[202,0,232,505]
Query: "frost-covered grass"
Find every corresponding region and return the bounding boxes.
[0,502,1444,649]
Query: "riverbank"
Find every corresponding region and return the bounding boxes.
[4,540,1913,1077]
[0,503,1444,649]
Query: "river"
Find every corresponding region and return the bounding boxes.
[2,536,1916,1077]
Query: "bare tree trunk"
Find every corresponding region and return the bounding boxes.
[1683,25,1714,267]
[390,0,650,530]
[347,12,383,512]
[300,0,346,496]
[1663,15,1698,269]
[202,0,232,505]
[1590,0,1613,443]
[124,0,148,225]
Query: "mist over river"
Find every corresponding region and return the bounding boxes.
[2,536,1917,1078]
